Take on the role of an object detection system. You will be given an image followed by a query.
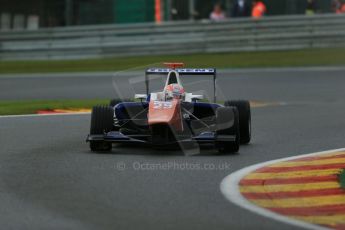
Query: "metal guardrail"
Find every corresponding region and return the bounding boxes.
[0,14,345,60]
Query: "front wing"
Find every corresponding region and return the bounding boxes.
[86,131,236,145]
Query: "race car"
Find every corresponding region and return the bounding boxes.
[86,63,251,153]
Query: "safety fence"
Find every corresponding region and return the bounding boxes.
[0,14,344,60]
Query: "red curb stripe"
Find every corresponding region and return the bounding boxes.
[290,154,345,162]
[334,224,345,230]
[268,204,345,216]
[242,188,345,199]
[255,163,345,173]
[37,110,65,114]
[240,175,338,186]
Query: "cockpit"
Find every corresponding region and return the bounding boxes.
[141,63,205,103]
[164,71,185,100]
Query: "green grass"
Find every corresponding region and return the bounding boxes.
[0,99,109,115]
[339,169,345,190]
[1,48,345,74]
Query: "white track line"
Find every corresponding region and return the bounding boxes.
[0,112,90,119]
[220,148,345,230]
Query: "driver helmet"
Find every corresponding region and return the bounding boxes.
[165,84,185,100]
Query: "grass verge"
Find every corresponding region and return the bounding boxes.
[0,99,109,115]
[0,48,345,74]
[339,169,345,190]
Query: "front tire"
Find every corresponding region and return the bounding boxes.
[216,107,240,153]
[89,105,114,152]
[225,100,251,144]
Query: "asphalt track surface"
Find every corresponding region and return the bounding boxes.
[1,67,345,230]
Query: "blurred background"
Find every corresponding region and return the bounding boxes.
[0,0,344,64]
[0,0,342,28]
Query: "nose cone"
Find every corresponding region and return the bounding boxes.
[148,99,183,131]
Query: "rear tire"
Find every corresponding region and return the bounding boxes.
[110,99,122,107]
[225,100,251,144]
[216,107,240,153]
[89,105,114,152]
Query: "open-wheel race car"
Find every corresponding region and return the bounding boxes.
[86,63,251,153]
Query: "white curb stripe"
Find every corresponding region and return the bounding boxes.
[220,148,345,230]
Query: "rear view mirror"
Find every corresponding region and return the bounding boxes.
[185,93,204,102]
[135,94,148,101]
[191,95,204,101]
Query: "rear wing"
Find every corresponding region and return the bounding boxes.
[145,68,217,103]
